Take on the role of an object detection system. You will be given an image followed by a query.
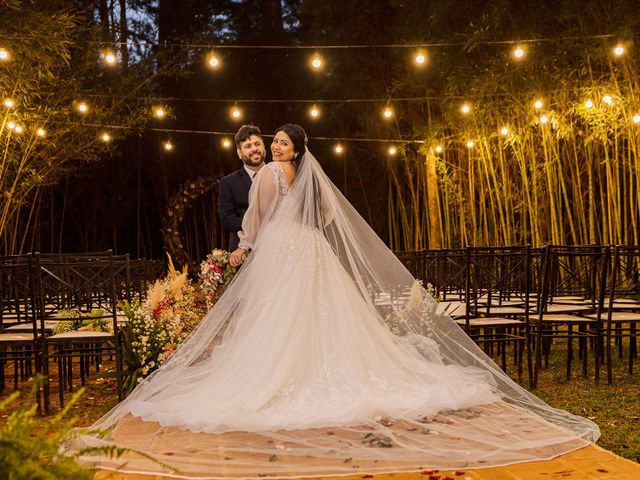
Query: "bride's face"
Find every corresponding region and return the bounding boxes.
[271,131,295,162]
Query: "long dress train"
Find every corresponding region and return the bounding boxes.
[66,149,599,479]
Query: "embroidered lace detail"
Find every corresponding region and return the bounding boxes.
[268,162,290,195]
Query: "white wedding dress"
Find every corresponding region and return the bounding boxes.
[68,149,599,479]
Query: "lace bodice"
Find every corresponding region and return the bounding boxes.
[267,161,291,196]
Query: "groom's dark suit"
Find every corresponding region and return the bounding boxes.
[218,167,253,251]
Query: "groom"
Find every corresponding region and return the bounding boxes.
[218,124,266,251]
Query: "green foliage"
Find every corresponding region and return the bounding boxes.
[0,378,94,480]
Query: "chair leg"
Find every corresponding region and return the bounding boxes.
[566,325,573,381]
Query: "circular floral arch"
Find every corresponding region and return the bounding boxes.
[162,176,221,267]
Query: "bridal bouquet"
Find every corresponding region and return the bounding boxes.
[198,248,237,308]
[119,255,206,394]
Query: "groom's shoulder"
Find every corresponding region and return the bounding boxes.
[221,167,246,184]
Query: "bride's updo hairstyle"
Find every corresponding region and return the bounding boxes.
[275,124,307,168]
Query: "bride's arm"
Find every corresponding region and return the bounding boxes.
[237,165,279,251]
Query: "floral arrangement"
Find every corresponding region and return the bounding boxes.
[198,249,237,308]
[53,309,113,335]
[119,255,207,395]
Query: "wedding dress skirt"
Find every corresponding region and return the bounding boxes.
[68,153,599,478]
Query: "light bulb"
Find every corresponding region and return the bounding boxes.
[103,50,117,65]
[388,146,398,156]
[534,99,544,109]
[208,53,220,68]
[466,140,474,149]
[460,103,471,115]
[633,114,640,124]
[3,98,14,108]
[163,141,173,151]
[154,107,166,119]
[14,124,23,133]
[7,121,15,130]
[383,106,393,119]
[334,144,344,154]
[500,126,509,136]
[414,51,427,65]
[222,138,232,149]
[310,54,323,70]
[512,46,525,59]
[230,106,242,120]
[0,48,9,61]
[539,114,549,124]
[434,145,443,154]
[309,105,320,118]
[101,132,111,142]
[77,102,89,114]
[603,95,613,105]
[585,99,594,109]
[36,128,46,137]
[614,45,625,57]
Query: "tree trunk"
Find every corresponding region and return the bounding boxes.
[425,150,442,249]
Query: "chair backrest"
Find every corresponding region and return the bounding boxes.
[0,254,37,331]
[607,245,640,305]
[424,248,467,300]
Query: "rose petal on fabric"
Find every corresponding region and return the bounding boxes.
[454,472,466,476]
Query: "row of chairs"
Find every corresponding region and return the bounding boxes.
[395,245,640,387]
[0,252,163,412]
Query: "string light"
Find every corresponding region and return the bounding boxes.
[100,132,111,142]
[7,121,15,130]
[539,114,549,124]
[153,106,167,119]
[387,146,398,156]
[466,140,475,149]
[382,106,394,120]
[0,48,8,61]
[334,144,344,154]
[602,95,613,105]
[633,114,640,124]
[613,44,625,57]
[460,103,471,115]
[163,140,174,151]
[309,105,320,119]
[414,51,427,65]
[500,126,509,136]
[534,99,544,109]
[207,53,221,69]
[36,128,46,137]
[434,145,443,154]
[230,106,242,120]
[76,102,89,114]
[103,50,117,66]
[310,53,323,70]
[221,137,232,149]
[14,124,23,134]
[585,99,594,109]
[3,98,14,108]
[512,46,526,60]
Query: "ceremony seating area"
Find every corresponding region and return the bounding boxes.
[0,252,163,412]
[395,244,640,388]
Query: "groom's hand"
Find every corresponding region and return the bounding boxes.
[230,247,248,267]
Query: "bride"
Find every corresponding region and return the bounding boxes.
[68,124,599,479]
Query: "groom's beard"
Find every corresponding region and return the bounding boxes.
[242,151,265,167]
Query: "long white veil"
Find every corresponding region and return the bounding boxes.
[66,149,599,478]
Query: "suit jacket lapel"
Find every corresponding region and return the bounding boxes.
[238,168,252,192]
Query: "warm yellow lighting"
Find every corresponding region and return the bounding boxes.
[534,99,544,109]
[103,50,117,65]
[414,51,427,65]
[77,102,89,114]
[614,45,625,57]
[382,106,394,119]
[460,103,471,115]
[603,95,613,105]
[585,99,594,109]
[208,53,220,69]
[466,140,475,149]
[3,98,14,108]
[0,48,8,61]
[539,114,549,124]
[36,128,46,137]
[334,144,344,154]
[101,132,111,143]
[230,106,242,120]
[512,46,525,60]
[310,54,323,70]
[154,106,167,119]
[309,105,320,118]
[7,121,15,130]
[14,124,23,134]
[163,140,173,151]
[222,138,232,149]
[633,114,640,124]
[434,145,443,154]
[500,126,509,136]
[387,146,398,156]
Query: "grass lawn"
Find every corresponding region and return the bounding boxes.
[1,340,639,464]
